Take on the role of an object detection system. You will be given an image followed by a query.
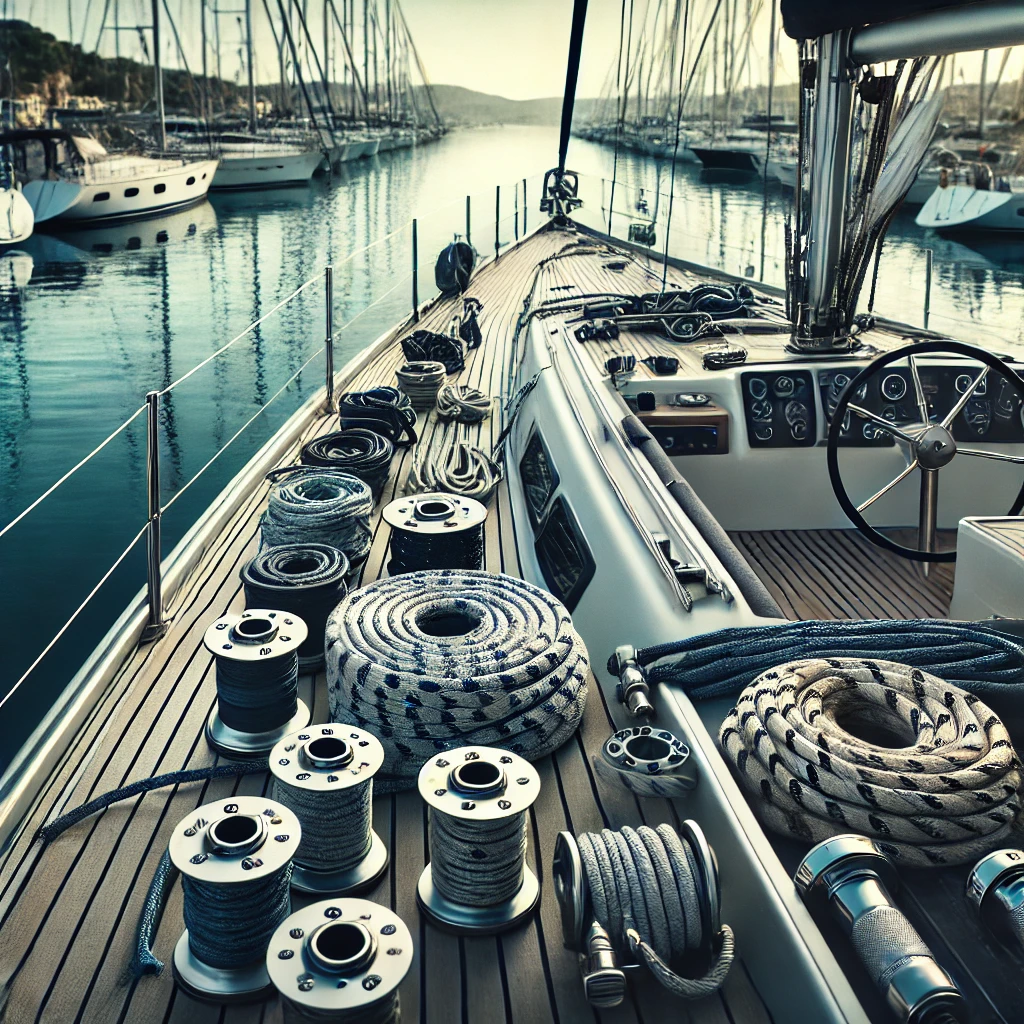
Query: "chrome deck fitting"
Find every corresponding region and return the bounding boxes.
[594,725,696,796]
[966,848,1024,951]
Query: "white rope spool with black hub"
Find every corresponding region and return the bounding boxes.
[417,745,541,934]
[266,899,413,1023]
[381,491,486,574]
[202,609,311,758]
[325,570,589,790]
[168,796,302,1002]
[270,724,388,895]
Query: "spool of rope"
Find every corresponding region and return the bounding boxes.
[417,745,541,933]
[168,795,302,1002]
[269,723,388,895]
[301,429,394,502]
[266,899,412,1024]
[241,545,349,673]
[435,384,491,423]
[338,387,417,447]
[202,609,311,757]
[381,492,486,575]
[262,470,373,568]
[719,657,1023,867]
[406,421,502,502]
[553,822,734,1006]
[325,569,589,790]
[395,360,447,409]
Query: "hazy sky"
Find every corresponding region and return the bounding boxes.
[8,0,1020,101]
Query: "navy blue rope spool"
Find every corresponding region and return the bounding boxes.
[215,647,299,733]
[387,520,484,575]
[301,428,394,502]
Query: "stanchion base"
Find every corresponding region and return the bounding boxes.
[171,931,275,1003]
[291,829,390,895]
[205,699,311,759]
[416,863,540,935]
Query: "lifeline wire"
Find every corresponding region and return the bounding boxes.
[396,360,447,409]
[262,469,373,566]
[435,384,492,423]
[301,428,394,501]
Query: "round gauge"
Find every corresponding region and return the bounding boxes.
[750,399,773,422]
[862,422,878,441]
[955,372,987,397]
[881,374,907,401]
[753,425,773,442]
[832,373,850,392]
[747,377,768,400]
[773,376,795,398]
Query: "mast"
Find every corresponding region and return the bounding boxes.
[246,0,258,133]
[200,0,209,126]
[363,0,370,120]
[152,0,166,149]
[324,0,330,111]
[978,48,989,140]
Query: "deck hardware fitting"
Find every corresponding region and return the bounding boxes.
[610,644,653,717]
[266,898,412,1020]
[270,724,388,895]
[594,726,697,796]
[795,834,965,1024]
[966,848,1024,951]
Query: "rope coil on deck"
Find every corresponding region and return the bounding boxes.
[395,360,447,409]
[719,658,1024,867]
[339,387,417,447]
[435,384,492,423]
[301,428,394,501]
[325,570,589,790]
[407,421,502,503]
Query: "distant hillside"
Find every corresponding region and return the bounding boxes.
[418,85,564,125]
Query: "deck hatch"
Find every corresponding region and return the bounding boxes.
[533,496,595,612]
[519,426,559,527]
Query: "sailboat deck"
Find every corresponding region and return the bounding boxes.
[0,227,770,1024]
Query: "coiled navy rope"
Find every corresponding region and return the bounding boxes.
[400,329,465,374]
[282,990,399,1024]
[387,519,484,574]
[214,645,299,733]
[577,825,735,999]
[325,570,589,789]
[262,470,373,567]
[435,384,492,423]
[395,360,447,409]
[720,658,1023,868]
[241,544,349,672]
[182,862,293,968]
[407,422,502,502]
[301,429,394,501]
[339,387,417,447]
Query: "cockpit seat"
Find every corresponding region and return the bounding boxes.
[950,517,1024,621]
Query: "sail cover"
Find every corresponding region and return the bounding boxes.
[782,0,974,40]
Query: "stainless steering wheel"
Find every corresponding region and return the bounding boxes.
[826,340,1024,562]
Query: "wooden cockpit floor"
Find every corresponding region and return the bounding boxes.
[0,226,769,1024]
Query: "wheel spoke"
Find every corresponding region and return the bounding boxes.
[957,446,1024,465]
[941,366,990,428]
[857,458,920,513]
[908,354,930,424]
[847,402,918,444]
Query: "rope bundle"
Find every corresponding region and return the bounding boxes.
[213,642,300,733]
[339,387,417,447]
[719,658,1023,867]
[387,519,483,574]
[401,329,465,374]
[325,570,590,789]
[436,384,492,423]
[301,428,394,501]
[407,422,502,502]
[262,470,373,567]
[576,825,734,999]
[396,360,447,409]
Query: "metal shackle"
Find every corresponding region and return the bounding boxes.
[966,848,1024,950]
[795,835,964,1024]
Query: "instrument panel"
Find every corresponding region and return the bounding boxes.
[740,370,816,448]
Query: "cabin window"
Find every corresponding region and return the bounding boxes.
[157,231,169,243]
[93,192,110,202]
[186,176,195,186]
[533,497,595,612]
[124,187,139,197]
[519,427,559,527]
[154,183,167,194]
[1017,208,1024,217]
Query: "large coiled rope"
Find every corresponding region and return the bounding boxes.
[435,384,492,423]
[325,570,590,790]
[301,428,394,501]
[577,825,734,999]
[262,470,373,566]
[339,387,417,447]
[719,658,1023,867]
[407,421,502,502]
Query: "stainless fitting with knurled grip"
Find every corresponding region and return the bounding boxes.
[609,645,653,717]
[795,835,965,1024]
[966,848,1024,950]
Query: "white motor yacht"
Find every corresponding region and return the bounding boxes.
[0,161,33,244]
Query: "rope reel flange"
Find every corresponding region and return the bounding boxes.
[266,899,413,1023]
[270,724,388,895]
[593,726,697,798]
[168,795,302,1002]
[381,491,486,574]
[203,609,311,758]
[417,745,541,934]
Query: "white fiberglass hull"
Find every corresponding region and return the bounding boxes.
[211,148,323,189]
[24,158,218,224]
[916,184,1024,232]
[0,188,34,244]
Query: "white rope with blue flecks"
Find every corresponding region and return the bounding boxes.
[719,658,1023,868]
[325,570,589,790]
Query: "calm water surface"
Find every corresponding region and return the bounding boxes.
[2,125,1024,766]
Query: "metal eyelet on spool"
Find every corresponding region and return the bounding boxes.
[203,608,311,758]
[168,795,302,1003]
[269,723,389,895]
[417,745,541,934]
[266,899,413,1023]
[382,491,486,574]
[593,726,697,797]
[966,848,1024,951]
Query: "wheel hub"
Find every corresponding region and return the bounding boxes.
[915,424,957,469]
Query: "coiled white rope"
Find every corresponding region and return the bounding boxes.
[262,470,373,566]
[396,360,447,409]
[577,825,735,999]
[719,658,1023,867]
[325,570,590,789]
[435,384,492,423]
[407,421,502,502]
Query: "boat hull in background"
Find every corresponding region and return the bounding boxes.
[916,184,1024,232]
[211,148,323,189]
[0,188,34,244]
[690,146,762,172]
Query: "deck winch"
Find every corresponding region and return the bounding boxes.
[381,491,486,574]
[416,745,541,934]
[167,796,302,1002]
[269,724,388,895]
[266,899,412,1023]
[202,608,311,758]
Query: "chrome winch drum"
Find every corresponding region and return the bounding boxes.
[266,899,413,1020]
[269,723,389,895]
[417,745,541,934]
[202,608,311,758]
[168,795,302,1002]
[593,726,697,797]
